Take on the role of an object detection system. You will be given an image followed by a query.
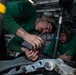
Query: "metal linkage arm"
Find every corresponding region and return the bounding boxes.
[0,57,76,75]
[0,57,56,75]
[0,57,33,75]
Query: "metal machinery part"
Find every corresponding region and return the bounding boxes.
[22,32,54,52]
[34,0,60,17]
[34,0,76,31]
[0,56,76,75]
[55,59,76,75]
[0,0,76,75]
[0,57,33,75]
[25,59,56,73]
[33,0,76,17]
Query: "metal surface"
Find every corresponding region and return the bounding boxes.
[0,56,33,75]
[55,59,76,75]
[25,59,56,73]
[0,57,76,75]
[53,10,63,59]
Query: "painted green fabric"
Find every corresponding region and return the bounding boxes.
[45,35,76,61]
[3,1,38,52]
[2,1,38,34]
[8,36,24,52]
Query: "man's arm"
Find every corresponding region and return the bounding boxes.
[8,36,23,52]
[16,27,44,49]
[8,36,39,61]
[66,36,76,56]
[3,1,44,49]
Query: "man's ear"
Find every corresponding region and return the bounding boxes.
[36,17,40,22]
[35,17,40,26]
[38,15,42,18]
[38,13,43,18]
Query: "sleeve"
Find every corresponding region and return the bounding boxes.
[66,36,76,56]
[2,1,38,34]
[2,2,21,34]
[8,36,23,52]
[19,1,38,18]
[44,38,56,55]
[3,14,21,34]
[17,1,38,21]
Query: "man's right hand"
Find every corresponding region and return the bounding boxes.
[23,33,44,49]
[16,28,44,50]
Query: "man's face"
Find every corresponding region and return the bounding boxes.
[60,33,67,43]
[35,21,53,33]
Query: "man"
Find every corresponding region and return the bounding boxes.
[8,14,56,61]
[3,1,56,61]
[45,24,76,62]
[2,1,44,50]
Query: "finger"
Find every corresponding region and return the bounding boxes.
[32,55,38,61]
[25,50,33,58]
[32,40,41,49]
[31,42,37,49]
[21,47,28,52]
[28,51,38,60]
[64,52,69,55]
[68,58,72,60]
[68,56,72,58]
[27,50,33,54]
[37,36,44,45]
[28,50,37,58]
[68,56,72,60]
[31,51,38,59]
[31,36,44,49]
[27,50,34,58]
[34,36,44,49]
[33,40,41,49]
[64,56,72,60]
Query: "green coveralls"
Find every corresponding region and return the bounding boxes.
[2,1,38,34]
[45,36,76,61]
[2,1,38,52]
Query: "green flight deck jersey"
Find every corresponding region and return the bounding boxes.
[2,1,38,34]
[45,35,76,61]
